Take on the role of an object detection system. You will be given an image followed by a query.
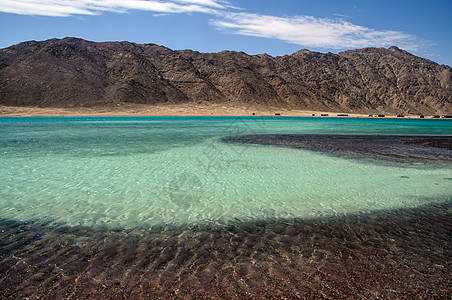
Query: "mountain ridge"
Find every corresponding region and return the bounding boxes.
[1,37,451,114]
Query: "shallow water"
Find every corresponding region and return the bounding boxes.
[0,116,451,298]
[1,117,451,229]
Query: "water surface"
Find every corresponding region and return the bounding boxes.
[0,116,451,298]
[1,117,451,229]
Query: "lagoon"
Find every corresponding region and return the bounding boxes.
[1,117,451,229]
[1,116,451,298]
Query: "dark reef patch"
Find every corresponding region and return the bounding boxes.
[1,202,451,298]
[403,136,452,150]
[223,135,452,166]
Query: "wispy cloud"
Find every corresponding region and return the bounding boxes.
[0,0,228,17]
[0,1,427,52]
[211,12,425,51]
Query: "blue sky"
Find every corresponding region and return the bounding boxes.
[0,0,451,66]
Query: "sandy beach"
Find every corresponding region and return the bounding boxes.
[0,103,439,118]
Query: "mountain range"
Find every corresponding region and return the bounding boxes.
[1,37,451,114]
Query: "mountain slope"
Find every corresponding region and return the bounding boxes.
[1,37,451,114]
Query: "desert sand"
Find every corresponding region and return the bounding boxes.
[0,103,435,118]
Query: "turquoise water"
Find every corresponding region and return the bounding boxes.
[1,117,451,229]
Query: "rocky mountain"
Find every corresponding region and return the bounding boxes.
[1,37,451,114]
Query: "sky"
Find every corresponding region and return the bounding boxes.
[0,0,451,66]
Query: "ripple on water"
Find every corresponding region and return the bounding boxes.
[0,202,450,298]
[1,119,452,297]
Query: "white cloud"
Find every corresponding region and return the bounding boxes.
[211,12,424,51]
[173,0,225,9]
[0,0,427,52]
[0,0,227,17]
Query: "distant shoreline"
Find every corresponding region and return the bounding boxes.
[0,104,447,119]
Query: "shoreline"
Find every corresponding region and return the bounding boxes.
[0,104,447,118]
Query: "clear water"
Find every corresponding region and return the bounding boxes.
[1,117,451,230]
